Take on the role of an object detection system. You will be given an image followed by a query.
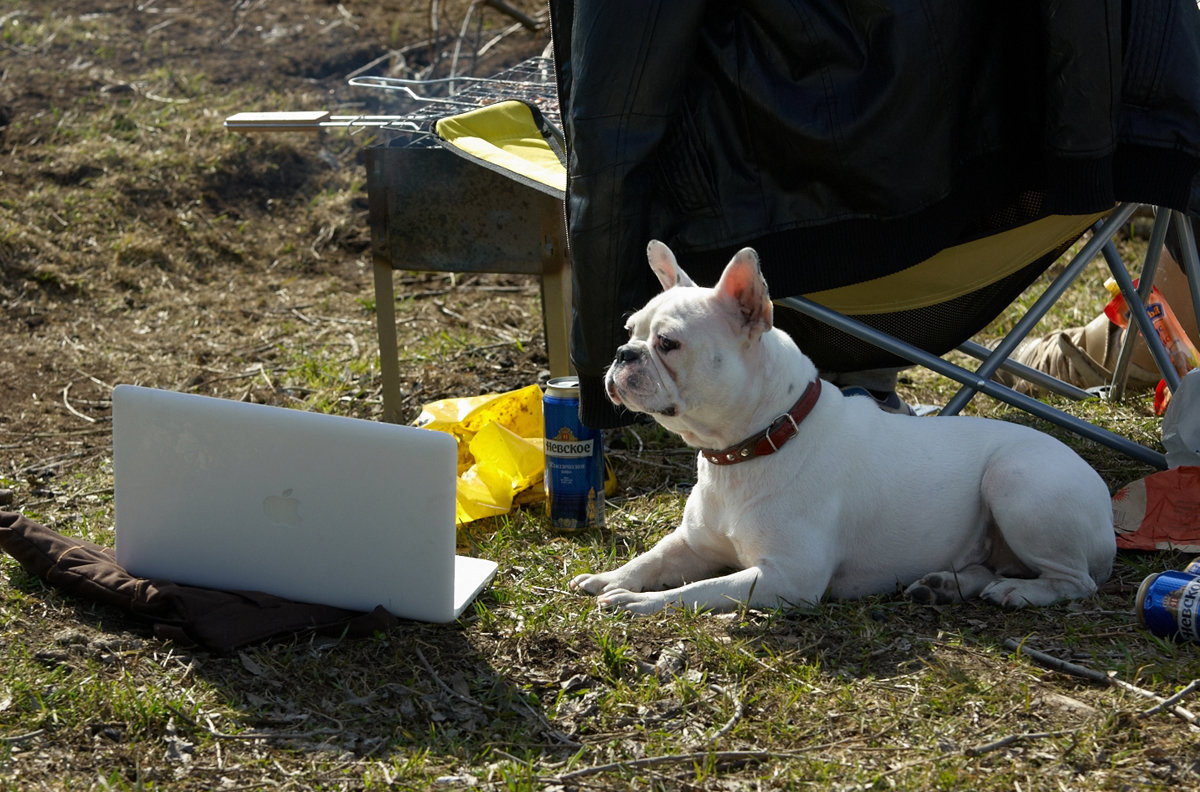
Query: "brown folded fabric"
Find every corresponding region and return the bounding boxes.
[0,510,398,652]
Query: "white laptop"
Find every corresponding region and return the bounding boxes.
[111,385,497,623]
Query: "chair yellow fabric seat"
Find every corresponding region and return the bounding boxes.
[806,213,1106,314]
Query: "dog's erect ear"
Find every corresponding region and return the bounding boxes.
[715,248,773,336]
[647,240,696,291]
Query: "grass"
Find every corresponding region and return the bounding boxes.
[4,488,1200,790]
[8,223,1199,792]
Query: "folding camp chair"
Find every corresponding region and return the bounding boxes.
[432,99,1198,470]
[777,204,1200,470]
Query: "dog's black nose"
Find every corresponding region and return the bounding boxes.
[616,344,641,364]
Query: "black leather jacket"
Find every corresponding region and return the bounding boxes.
[549,0,1200,427]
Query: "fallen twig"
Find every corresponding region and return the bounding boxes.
[1002,638,1108,684]
[414,642,484,709]
[477,21,531,59]
[556,750,771,782]
[483,0,543,31]
[62,382,96,424]
[449,0,480,84]
[0,729,45,744]
[1140,679,1200,719]
[530,584,574,597]
[605,452,695,479]
[165,705,340,742]
[703,685,745,746]
[1109,673,1199,726]
[965,729,1077,757]
[1004,638,1198,729]
[546,729,911,784]
[20,448,105,476]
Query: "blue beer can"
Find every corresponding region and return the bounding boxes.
[543,377,605,531]
[1136,569,1200,642]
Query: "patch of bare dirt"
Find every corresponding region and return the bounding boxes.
[0,0,552,480]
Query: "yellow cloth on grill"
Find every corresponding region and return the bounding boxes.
[435,100,566,196]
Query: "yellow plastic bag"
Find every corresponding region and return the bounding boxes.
[416,384,545,524]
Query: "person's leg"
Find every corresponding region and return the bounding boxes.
[823,367,917,415]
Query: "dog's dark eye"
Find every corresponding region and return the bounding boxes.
[658,334,680,353]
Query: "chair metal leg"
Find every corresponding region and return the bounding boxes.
[1108,208,1176,400]
[955,340,1094,400]
[777,294,1167,469]
[540,207,574,378]
[1172,210,1200,342]
[373,260,403,424]
[939,203,1140,416]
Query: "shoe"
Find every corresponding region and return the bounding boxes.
[840,386,917,415]
[1000,313,1160,395]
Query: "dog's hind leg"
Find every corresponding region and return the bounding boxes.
[975,457,1113,607]
[978,570,1097,608]
[907,552,1103,608]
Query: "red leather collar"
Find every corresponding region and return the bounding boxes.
[700,379,822,465]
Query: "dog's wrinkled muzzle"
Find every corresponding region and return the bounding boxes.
[606,350,680,417]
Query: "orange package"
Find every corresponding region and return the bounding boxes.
[1112,466,1200,552]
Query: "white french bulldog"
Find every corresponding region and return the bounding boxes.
[569,241,1116,614]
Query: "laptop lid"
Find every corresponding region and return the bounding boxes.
[112,385,496,623]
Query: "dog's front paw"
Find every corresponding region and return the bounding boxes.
[570,571,632,596]
[597,588,669,615]
[569,572,606,595]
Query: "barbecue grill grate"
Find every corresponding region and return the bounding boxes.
[347,56,559,147]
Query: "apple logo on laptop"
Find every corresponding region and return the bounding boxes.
[262,488,303,527]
